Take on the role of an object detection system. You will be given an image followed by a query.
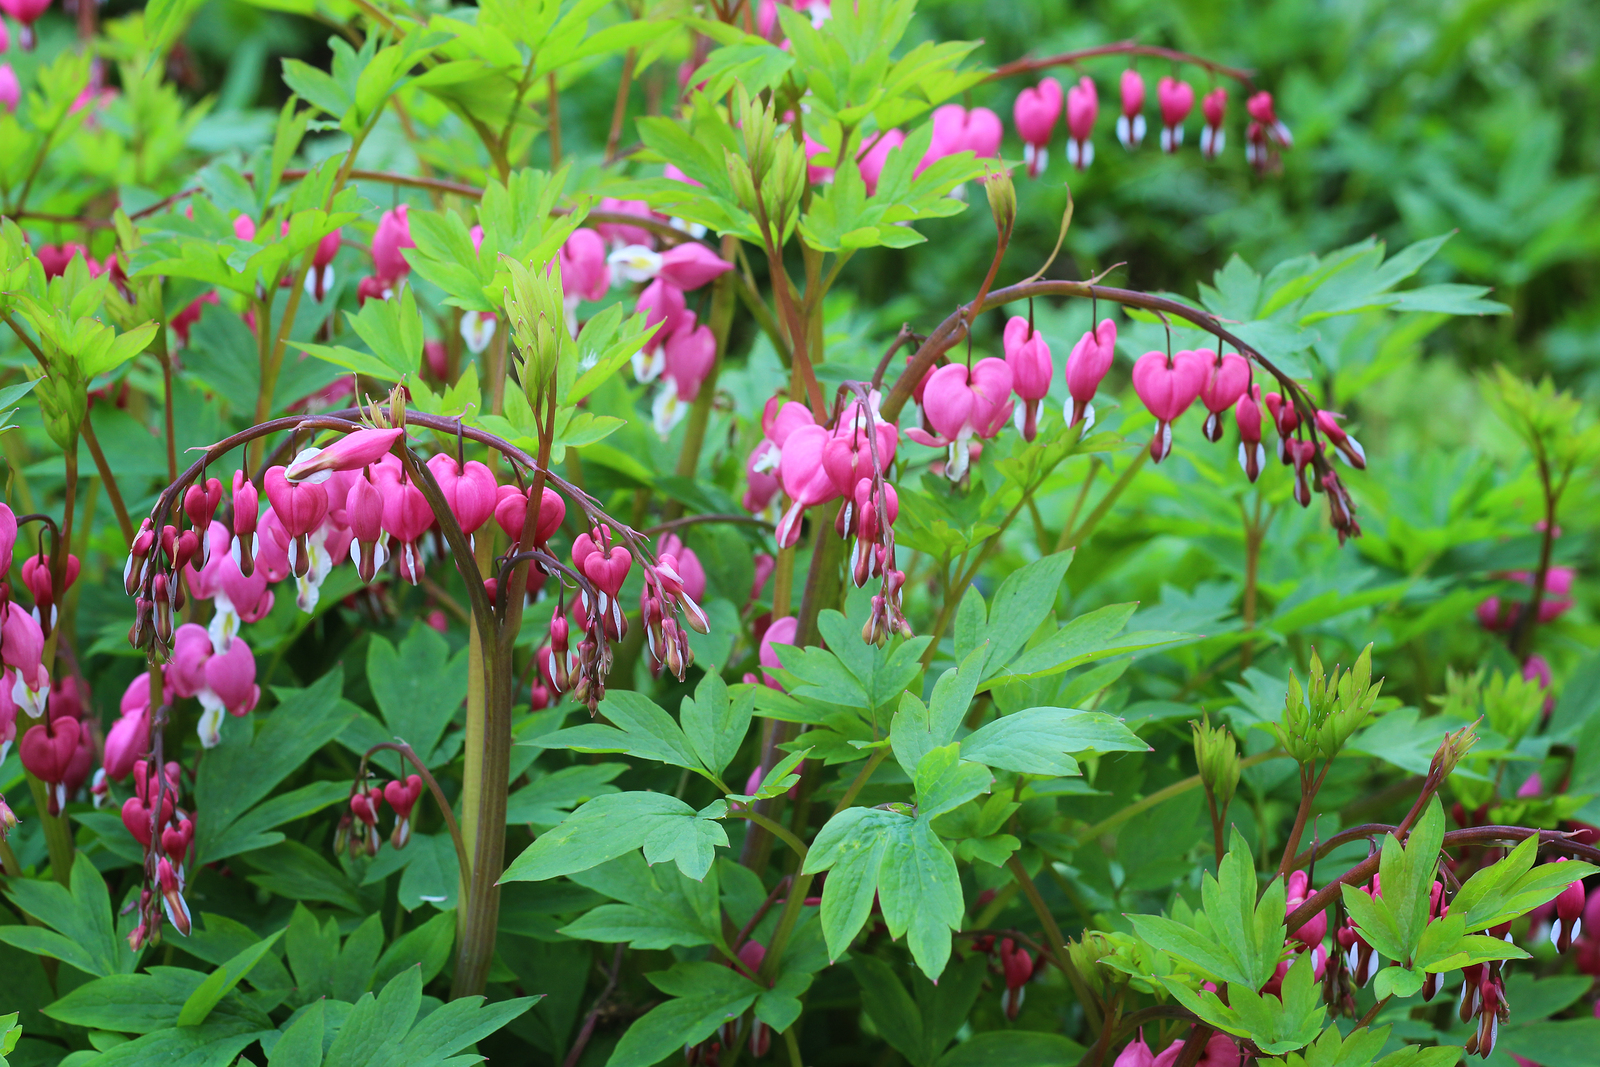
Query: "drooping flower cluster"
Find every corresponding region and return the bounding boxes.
[338,773,424,857]
[1010,68,1289,176]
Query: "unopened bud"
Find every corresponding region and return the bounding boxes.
[984,167,1016,236]
[1191,715,1240,810]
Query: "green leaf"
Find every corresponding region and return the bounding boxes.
[974,551,1073,679]
[43,969,205,1033]
[804,805,963,979]
[532,690,707,777]
[266,997,325,1067]
[0,858,136,977]
[196,671,357,863]
[1450,833,1598,932]
[501,791,728,882]
[1132,831,1284,988]
[505,764,627,825]
[913,744,992,819]
[606,963,760,1067]
[374,911,455,987]
[960,706,1147,777]
[241,841,365,912]
[1371,965,1423,1000]
[177,929,286,1026]
[681,672,752,780]
[937,1031,1086,1067]
[365,625,470,768]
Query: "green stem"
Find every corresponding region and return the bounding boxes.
[758,747,889,983]
[1006,854,1101,1031]
[1078,750,1285,844]
[664,236,740,522]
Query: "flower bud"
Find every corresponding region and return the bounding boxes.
[984,167,1016,237]
[1191,715,1240,810]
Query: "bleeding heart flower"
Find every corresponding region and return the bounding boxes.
[657,243,734,291]
[1157,77,1194,153]
[21,713,78,814]
[1197,351,1251,441]
[372,204,415,283]
[759,616,798,689]
[1004,317,1053,441]
[1117,69,1146,149]
[560,228,611,303]
[776,424,840,548]
[2,602,49,717]
[1064,317,1117,430]
[1235,385,1266,482]
[385,774,424,849]
[906,359,1014,480]
[286,428,402,483]
[1065,77,1098,170]
[1200,88,1227,159]
[1013,79,1062,177]
[1131,349,1210,462]
[633,279,687,381]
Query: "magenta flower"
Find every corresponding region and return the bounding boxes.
[1117,69,1146,149]
[858,129,904,196]
[595,198,658,248]
[371,204,415,283]
[385,775,423,849]
[560,227,611,303]
[0,65,18,113]
[776,424,841,547]
[1064,318,1117,430]
[1065,76,1098,170]
[426,454,499,537]
[1200,87,1227,159]
[1314,410,1366,469]
[906,359,1015,480]
[759,615,798,689]
[1112,1032,1155,1067]
[634,279,688,380]
[1131,349,1209,462]
[919,104,1002,175]
[1198,351,1251,442]
[346,475,387,582]
[1013,79,1062,177]
[102,700,149,781]
[1004,316,1053,441]
[658,243,734,291]
[285,427,403,483]
[375,463,433,585]
[1157,77,1194,153]
[20,714,77,814]
[2,602,49,717]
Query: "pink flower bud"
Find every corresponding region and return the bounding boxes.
[372,204,415,283]
[1064,318,1117,429]
[560,228,611,303]
[595,198,658,248]
[1200,88,1228,159]
[663,318,717,402]
[232,215,256,241]
[1113,1033,1156,1067]
[0,65,18,114]
[1116,70,1146,150]
[285,428,403,482]
[1065,77,1098,169]
[657,243,734,291]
